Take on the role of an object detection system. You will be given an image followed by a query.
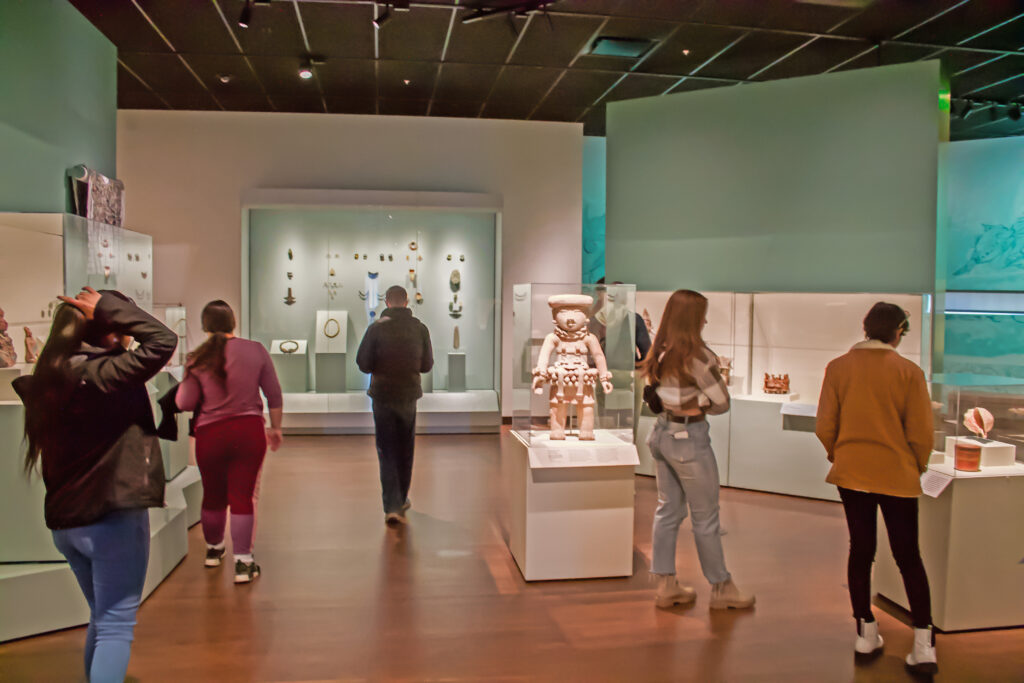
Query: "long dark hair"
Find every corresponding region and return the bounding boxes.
[641,289,708,384]
[186,300,236,383]
[24,304,88,473]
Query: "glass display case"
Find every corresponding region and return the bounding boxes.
[512,282,636,446]
[929,375,1024,474]
[246,205,500,420]
[63,213,154,312]
[153,305,188,368]
[940,291,1024,382]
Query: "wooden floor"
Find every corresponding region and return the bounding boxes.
[2,432,1022,682]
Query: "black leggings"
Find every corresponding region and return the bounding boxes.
[838,487,932,629]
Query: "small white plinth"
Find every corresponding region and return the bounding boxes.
[944,436,1017,468]
[874,460,1024,631]
[502,430,639,581]
[733,392,801,403]
[0,367,20,401]
[314,310,348,353]
[447,352,466,392]
[271,339,308,393]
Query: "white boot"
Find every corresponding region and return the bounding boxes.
[653,574,696,608]
[905,626,938,675]
[709,578,755,610]
[854,618,883,657]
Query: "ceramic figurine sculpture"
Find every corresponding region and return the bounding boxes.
[0,308,16,368]
[763,373,790,395]
[963,406,994,439]
[23,327,41,363]
[532,294,614,440]
[719,356,733,386]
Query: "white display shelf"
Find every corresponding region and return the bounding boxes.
[733,393,801,403]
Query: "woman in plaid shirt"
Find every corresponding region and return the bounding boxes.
[641,290,755,611]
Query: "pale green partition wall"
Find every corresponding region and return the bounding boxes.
[606,61,946,294]
[0,0,117,213]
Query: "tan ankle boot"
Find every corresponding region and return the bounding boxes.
[709,578,755,610]
[654,574,696,608]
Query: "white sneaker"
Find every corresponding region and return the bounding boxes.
[905,626,938,675]
[653,574,696,608]
[854,618,884,657]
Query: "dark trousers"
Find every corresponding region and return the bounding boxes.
[838,487,932,629]
[372,400,417,514]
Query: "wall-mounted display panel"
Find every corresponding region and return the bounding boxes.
[941,292,1024,382]
[63,213,154,312]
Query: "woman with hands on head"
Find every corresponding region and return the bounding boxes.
[14,286,177,683]
[175,300,283,584]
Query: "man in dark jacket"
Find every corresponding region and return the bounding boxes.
[356,285,433,525]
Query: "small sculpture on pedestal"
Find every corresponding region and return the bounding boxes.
[763,373,790,395]
[532,294,614,440]
[23,327,41,363]
[0,308,16,367]
[718,356,733,385]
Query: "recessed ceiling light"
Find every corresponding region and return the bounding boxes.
[682,49,690,56]
[218,74,233,84]
[299,66,313,79]
[238,0,252,28]
[403,79,411,85]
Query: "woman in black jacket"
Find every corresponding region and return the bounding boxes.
[14,287,176,683]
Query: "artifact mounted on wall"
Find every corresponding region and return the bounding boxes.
[288,248,293,260]
[449,269,461,292]
[453,325,460,351]
[449,293,463,319]
[415,292,423,305]
[0,308,17,368]
[763,373,790,395]
[67,164,125,226]
[963,407,994,439]
[531,294,614,440]
[283,288,297,306]
[23,327,41,363]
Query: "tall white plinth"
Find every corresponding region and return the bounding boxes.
[874,457,1024,631]
[503,430,639,581]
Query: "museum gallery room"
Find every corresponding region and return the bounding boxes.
[3,0,1024,681]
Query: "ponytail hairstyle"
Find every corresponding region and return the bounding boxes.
[24,304,88,473]
[186,300,236,383]
[641,289,708,384]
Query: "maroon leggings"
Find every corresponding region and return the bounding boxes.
[195,416,266,553]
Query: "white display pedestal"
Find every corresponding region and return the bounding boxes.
[727,397,838,501]
[874,457,1024,631]
[0,367,20,401]
[943,436,1016,467]
[315,310,347,393]
[447,352,466,392]
[503,430,639,581]
[271,339,308,393]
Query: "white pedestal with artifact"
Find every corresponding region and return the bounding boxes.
[315,310,348,393]
[271,338,308,393]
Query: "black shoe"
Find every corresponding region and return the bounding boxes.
[204,546,226,568]
[234,559,260,584]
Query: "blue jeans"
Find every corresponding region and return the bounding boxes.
[371,400,417,514]
[648,416,731,584]
[51,509,150,683]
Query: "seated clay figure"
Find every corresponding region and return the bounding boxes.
[24,327,41,363]
[532,294,614,440]
[0,308,16,368]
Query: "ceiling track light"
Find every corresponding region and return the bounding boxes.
[238,0,253,28]
[298,56,324,80]
[1007,103,1022,122]
[461,1,556,25]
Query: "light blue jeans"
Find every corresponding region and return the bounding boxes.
[648,416,731,584]
[51,509,150,683]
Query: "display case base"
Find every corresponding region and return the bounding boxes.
[874,458,1024,631]
[0,563,90,642]
[943,436,1016,468]
[279,390,500,434]
[315,353,347,393]
[502,431,639,581]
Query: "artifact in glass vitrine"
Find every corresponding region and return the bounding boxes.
[763,373,790,394]
[453,325,460,351]
[0,308,16,367]
[963,406,993,438]
[23,327,41,363]
[954,440,982,472]
[283,287,296,306]
[948,405,1017,469]
[642,308,654,336]
[719,356,733,385]
[531,294,614,440]
[359,272,382,321]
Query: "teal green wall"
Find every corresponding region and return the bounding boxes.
[0,0,117,212]
[606,61,945,294]
[582,136,606,283]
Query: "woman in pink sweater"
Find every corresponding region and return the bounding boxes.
[176,300,283,584]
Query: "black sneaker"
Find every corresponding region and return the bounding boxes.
[234,559,260,584]
[204,546,226,568]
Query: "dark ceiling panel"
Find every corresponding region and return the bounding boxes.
[134,0,237,54]
[248,56,323,97]
[317,60,377,100]
[535,69,621,117]
[325,97,377,115]
[299,2,375,60]
[433,63,502,101]
[667,78,732,95]
[560,0,697,23]
[839,0,968,41]
[600,73,674,103]
[119,52,206,95]
[429,101,484,118]
[878,42,945,66]
[271,97,325,114]
[698,31,810,81]
[378,61,438,100]
[446,13,529,65]
[896,1,1024,50]
[220,0,305,57]
[531,103,587,122]
[487,65,562,108]
[510,15,606,67]
[215,88,275,112]
[688,0,859,34]
[949,54,1024,96]
[68,0,168,53]
[582,104,607,136]
[753,37,873,81]
[572,17,679,71]
[958,19,1024,52]
[379,99,430,117]
[639,24,747,76]
[181,53,261,93]
[378,7,452,62]
[118,88,169,110]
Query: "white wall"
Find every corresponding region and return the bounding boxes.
[116,111,582,414]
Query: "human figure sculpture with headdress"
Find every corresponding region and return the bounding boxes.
[0,308,16,367]
[532,294,613,440]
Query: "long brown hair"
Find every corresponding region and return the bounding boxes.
[186,300,235,383]
[24,304,88,472]
[641,289,708,384]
